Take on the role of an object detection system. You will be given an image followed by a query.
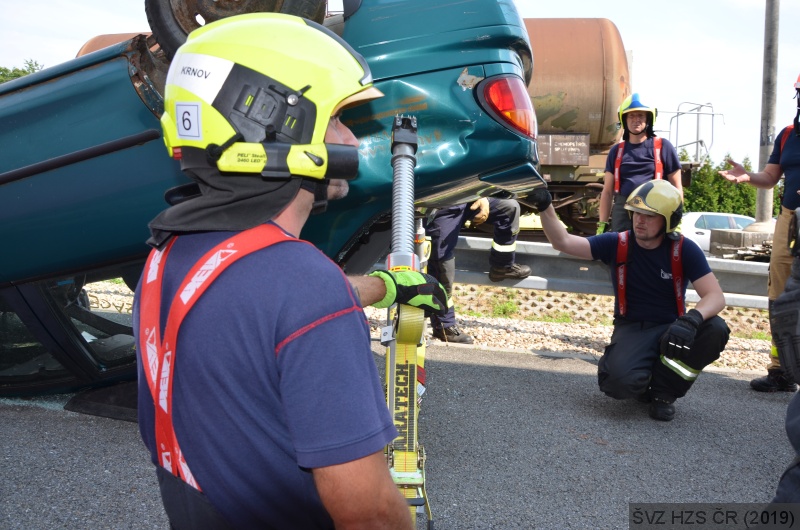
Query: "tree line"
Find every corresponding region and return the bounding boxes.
[0,60,43,84]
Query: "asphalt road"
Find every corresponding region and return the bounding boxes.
[1,343,795,529]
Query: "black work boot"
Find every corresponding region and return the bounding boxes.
[488,263,531,282]
[431,325,474,344]
[649,396,676,422]
[750,369,798,392]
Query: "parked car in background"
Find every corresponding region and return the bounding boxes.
[681,212,756,254]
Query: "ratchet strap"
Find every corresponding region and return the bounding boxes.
[615,230,684,317]
[139,223,293,490]
[614,137,663,194]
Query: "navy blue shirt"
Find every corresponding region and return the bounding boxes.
[589,231,712,323]
[604,137,682,198]
[134,225,396,529]
[770,126,800,210]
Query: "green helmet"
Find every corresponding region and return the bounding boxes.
[160,13,383,180]
[624,180,683,233]
[617,92,657,131]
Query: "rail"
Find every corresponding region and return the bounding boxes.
[452,236,769,309]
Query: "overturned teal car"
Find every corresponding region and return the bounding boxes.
[0,0,543,395]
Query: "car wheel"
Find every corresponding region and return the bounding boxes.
[145,0,327,60]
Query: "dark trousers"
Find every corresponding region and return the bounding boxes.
[598,316,730,401]
[156,467,233,530]
[426,198,520,329]
[610,196,632,233]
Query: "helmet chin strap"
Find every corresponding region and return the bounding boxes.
[300,178,329,215]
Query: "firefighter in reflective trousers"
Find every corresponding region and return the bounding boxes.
[532,180,730,421]
[131,14,448,529]
[425,197,531,344]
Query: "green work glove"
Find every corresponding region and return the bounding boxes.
[596,221,609,235]
[369,270,448,316]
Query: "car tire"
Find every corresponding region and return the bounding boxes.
[145,0,327,60]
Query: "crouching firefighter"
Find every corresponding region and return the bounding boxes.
[531,180,730,421]
[132,13,445,529]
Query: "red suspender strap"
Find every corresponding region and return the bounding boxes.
[671,236,685,317]
[138,223,294,490]
[616,231,629,315]
[614,141,625,194]
[781,125,794,158]
[653,137,663,180]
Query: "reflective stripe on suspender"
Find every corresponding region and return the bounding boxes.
[613,137,664,194]
[615,231,684,317]
[138,223,295,490]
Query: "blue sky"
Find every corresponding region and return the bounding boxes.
[1,0,797,165]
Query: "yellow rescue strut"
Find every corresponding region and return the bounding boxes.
[380,115,433,529]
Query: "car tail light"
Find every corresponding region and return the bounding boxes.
[481,76,537,139]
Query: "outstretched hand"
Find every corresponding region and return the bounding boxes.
[718,158,748,184]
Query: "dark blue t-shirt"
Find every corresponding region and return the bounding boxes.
[133,225,397,529]
[769,126,800,210]
[604,137,682,198]
[589,231,712,323]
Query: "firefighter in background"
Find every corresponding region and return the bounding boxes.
[597,93,683,234]
[719,73,800,393]
[531,180,730,421]
[132,13,447,529]
[425,197,531,344]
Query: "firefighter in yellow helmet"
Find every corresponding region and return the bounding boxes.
[133,13,438,528]
[529,180,730,421]
[720,73,800,393]
[597,93,683,234]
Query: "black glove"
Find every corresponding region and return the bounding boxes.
[368,270,448,316]
[528,188,552,213]
[659,309,704,360]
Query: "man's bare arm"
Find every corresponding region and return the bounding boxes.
[719,159,783,189]
[690,272,725,321]
[348,275,386,307]
[314,451,413,530]
[538,202,593,259]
